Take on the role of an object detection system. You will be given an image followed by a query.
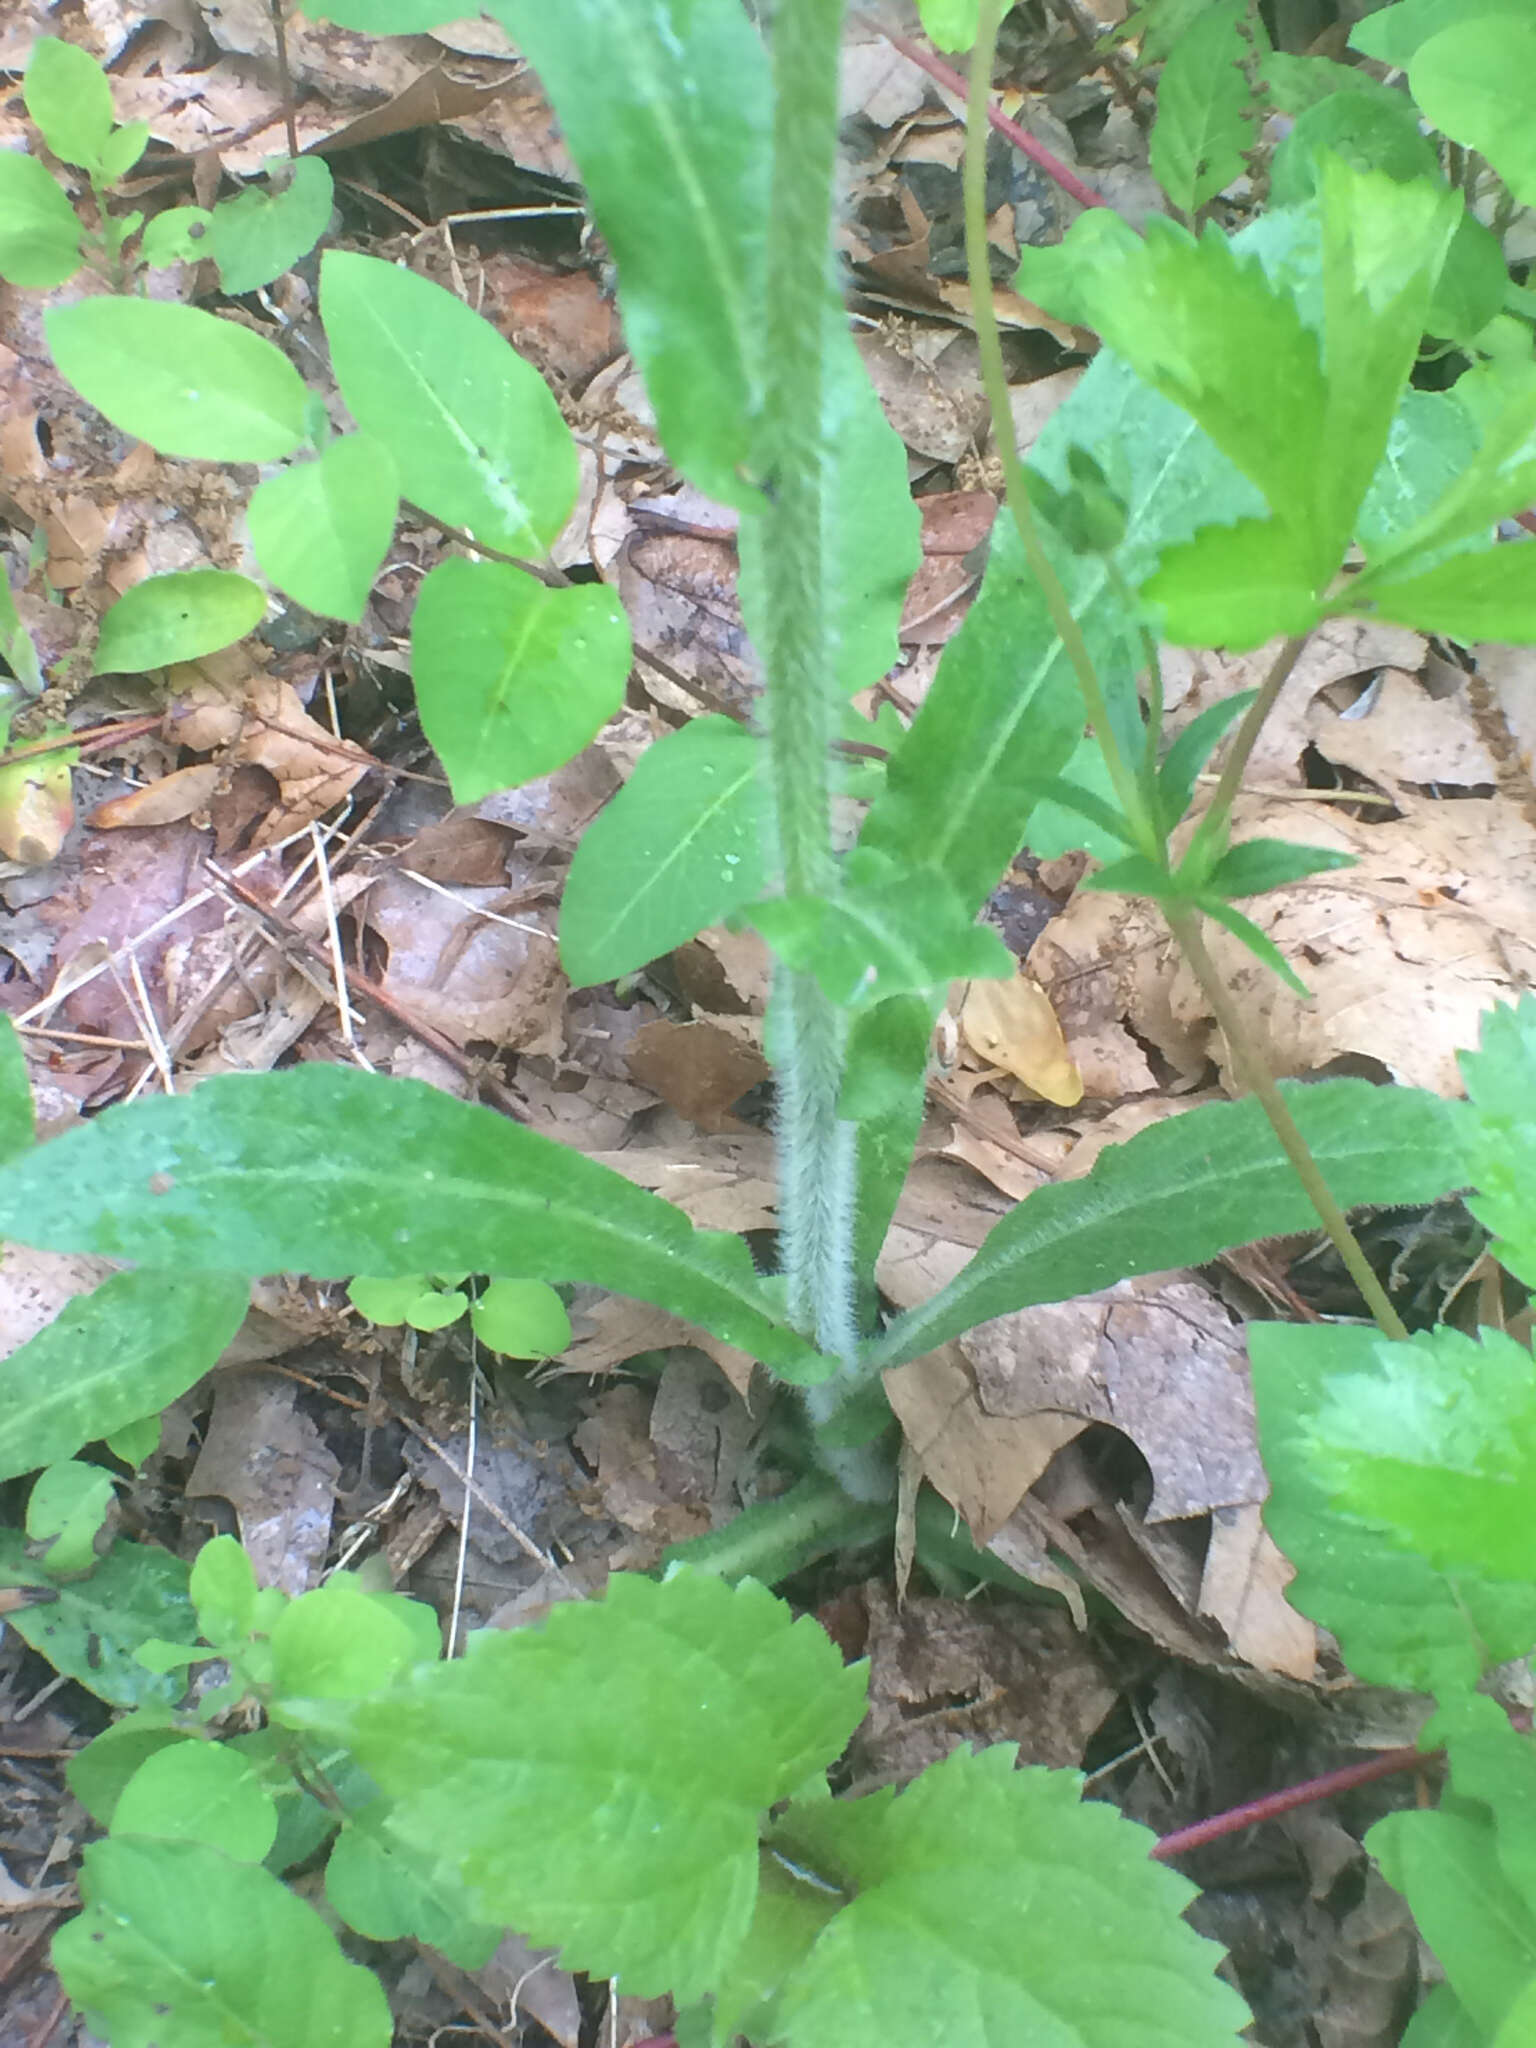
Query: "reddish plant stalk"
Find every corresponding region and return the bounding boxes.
[1150,1746,1438,1861]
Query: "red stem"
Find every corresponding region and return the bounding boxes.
[1150,1746,1438,1861]
[855,13,1108,213]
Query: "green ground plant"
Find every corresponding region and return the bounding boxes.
[1,0,1535,2040]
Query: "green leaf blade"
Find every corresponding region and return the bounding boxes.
[1351,540,1536,642]
[1460,994,1536,1286]
[25,38,114,172]
[1149,0,1259,216]
[0,1535,199,1706]
[246,434,399,624]
[1411,18,1536,208]
[92,570,267,675]
[211,156,334,294]
[0,150,84,287]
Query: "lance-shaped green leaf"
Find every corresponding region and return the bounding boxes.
[0,152,83,288]
[210,155,334,295]
[0,1065,823,1380]
[0,1268,248,1482]
[1460,994,1536,1287]
[1251,1321,1536,1697]
[1150,0,1261,217]
[25,37,114,172]
[867,1079,1463,1370]
[410,556,631,801]
[93,570,267,675]
[320,251,576,556]
[559,715,769,986]
[767,1746,1250,2048]
[320,1570,869,2002]
[247,434,399,624]
[45,299,308,463]
[54,1838,391,2048]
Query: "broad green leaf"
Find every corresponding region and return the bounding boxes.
[0,151,83,287]
[54,1837,391,2048]
[1143,513,1324,648]
[1403,1985,1487,2048]
[327,1570,868,2001]
[559,715,769,986]
[0,1267,248,1483]
[347,1274,463,1329]
[410,557,630,800]
[105,1412,161,1467]
[1430,211,1507,346]
[98,120,150,183]
[1269,90,1438,207]
[247,434,398,623]
[210,155,334,294]
[190,1534,259,1653]
[749,861,1010,1010]
[324,1814,501,1969]
[68,1714,189,1826]
[1150,0,1260,216]
[0,1064,824,1381]
[271,1579,431,1707]
[469,1277,572,1357]
[1368,1808,1536,2038]
[0,1534,198,1707]
[112,1742,279,1863]
[1351,0,1527,65]
[139,205,215,269]
[1251,1322,1536,1696]
[1308,1324,1536,1583]
[868,1079,1463,1369]
[1459,994,1536,1286]
[1348,540,1536,642]
[320,249,576,555]
[92,570,267,675]
[0,1013,33,1163]
[28,1459,115,1575]
[25,38,114,172]
[916,0,979,50]
[1412,19,1536,208]
[1365,358,1536,574]
[1356,387,1482,554]
[769,1747,1250,2048]
[45,299,308,463]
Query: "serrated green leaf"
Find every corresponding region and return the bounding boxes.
[246,434,398,623]
[1251,1322,1536,1696]
[749,862,1010,1010]
[1412,19,1536,208]
[1202,836,1356,897]
[1307,1324,1536,1583]
[1351,0,1527,66]
[330,1570,868,2001]
[211,155,334,294]
[1368,1808,1536,2037]
[0,1267,247,1483]
[54,1836,392,2048]
[93,570,267,675]
[869,1079,1463,1369]
[139,205,215,269]
[1460,994,1536,1286]
[325,1814,501,1968]
[0,1013,34,1163]
[0,151,83,287]
[916,0,979,50]
[1144,513,1325,647]
[112,1742,279,1863]
[0,1534,198,1706]
[0,1064,823,1380]
[45,299,308,462]
[190,1534,259,1653]
[410,557,630,800]
[67,1714,188,1827]
[320,250,576,555]
[559,715,769,986]
[25,38,114,172]
[469,1277,571,1358]
[1349,539,1536,641]
[28,1459,116,1575]
[1150,0,1260,216]
[769,1746,1249,2048]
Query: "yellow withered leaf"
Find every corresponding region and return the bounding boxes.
[959,971,1083,1107]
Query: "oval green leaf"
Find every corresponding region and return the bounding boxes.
[112,1742,279,1863]
[93,570,267,674]
[45,298,308,462]
[247,434,399,622]
[0,151,84,288]
[25,37,114,172]
[211,156,335,294]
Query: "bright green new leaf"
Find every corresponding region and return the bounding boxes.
[190,1533,259,1653]
[320,250,576,555]
[1351,0,1526,66]
[112,1742,279,1864]
[769,1747,1250,2048]
[347,1273,464,1330]
[1368,1808,1536,2038]
[93,570,267,675]
[0,151,83,287]
[1348,540,1536,643]
[331,1570,868,2001]
[54,1837,392,2048]
[916,0,979,50]
[1149,0,1259,216]
[868,1079,1462,1369]
[0,1064,824,1380]
[139,205,215,269]
[410,557,631,800]
[211,155,334,294]
[1307,1324,1536,1583]
[25,38,114,172]
[0,1536,198,1706]
[0,1014,33,1164]
[98,120,151,183]
[68,1714,189,1827]
[45,299,308,462]
[270,1577,434,1706]
[1143,513,1325,647]
[247,434,398,623]
[325,1815,500,1968]
[0,1267,248,1483]
[559,715,769,987]
[1460,994,1536,1286]
[750,863,1011,1009]
[1412,19,1536,207]
[470,1277,572,1358]
[105,1413,161,1468]
[1251,1322,1536,1696]
[28,1459,115,1576]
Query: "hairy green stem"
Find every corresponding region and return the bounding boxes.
[660,1473,891,1585]
[759,0,860,1367]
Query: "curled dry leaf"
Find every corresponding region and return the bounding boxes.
[90,763,222,831]
[165,666,373,846]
